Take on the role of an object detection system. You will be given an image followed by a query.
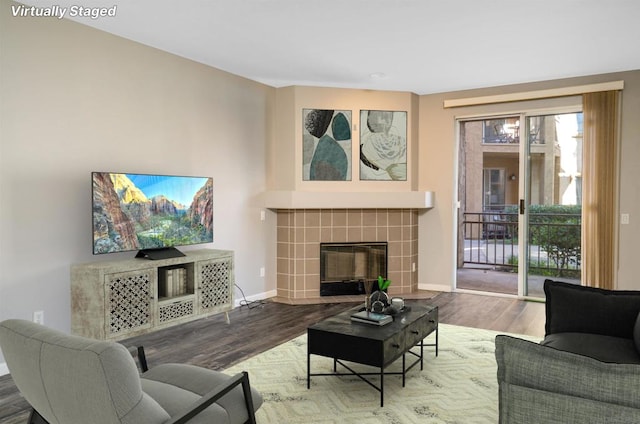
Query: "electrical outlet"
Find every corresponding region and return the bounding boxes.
[33,310,44,325]
[621,213,630,225]
[260,267,265,277]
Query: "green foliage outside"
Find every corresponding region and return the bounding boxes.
[504,204,581,278]
[507,255,518,269]
[505,255,579,278]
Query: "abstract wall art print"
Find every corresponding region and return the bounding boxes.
[303,109,352,181]
[359,110,407,181]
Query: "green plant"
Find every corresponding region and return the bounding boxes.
[504,204,581,277]
[506,255,519,273]
[377,275,391,291]
[528,204,581,277]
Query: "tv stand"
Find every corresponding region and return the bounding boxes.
[71,249,234,340]
[136,247,186,260]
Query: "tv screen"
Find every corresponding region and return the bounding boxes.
[92,172,213,255]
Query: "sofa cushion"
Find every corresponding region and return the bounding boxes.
[544,279,640,339]
[542,333,640,364]
[496,335,640,411]
[142,363,263,424]
[141,379,230,424]
[500,383,640,424]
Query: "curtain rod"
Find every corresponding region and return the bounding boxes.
[443,81,624,108]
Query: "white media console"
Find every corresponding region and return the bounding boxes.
[71,249,234,340]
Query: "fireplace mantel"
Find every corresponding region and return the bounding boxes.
[261,190,434,210]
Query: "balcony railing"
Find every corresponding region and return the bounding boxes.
[462,211,581,278]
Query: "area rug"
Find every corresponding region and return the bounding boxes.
[226,324,540,423]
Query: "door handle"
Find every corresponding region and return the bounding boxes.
[519,199,525,215]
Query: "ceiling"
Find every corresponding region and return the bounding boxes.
[25,0,640,95]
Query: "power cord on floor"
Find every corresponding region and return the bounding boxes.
[235,284,266,309]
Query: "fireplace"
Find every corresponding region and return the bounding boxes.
[319,242,387,296]
[275,208,418,302]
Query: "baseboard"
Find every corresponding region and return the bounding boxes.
[419,283,453,292]
[234,289,277,308]
[0,362,8,376]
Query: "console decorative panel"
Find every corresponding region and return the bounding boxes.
[199,260,232,311]
[106,271,154,336]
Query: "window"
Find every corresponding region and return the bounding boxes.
[482,117,520,144]
[483,168,506,211]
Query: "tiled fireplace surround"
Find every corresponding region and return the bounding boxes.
[275,209,419,303]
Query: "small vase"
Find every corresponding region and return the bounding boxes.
[363,279,375,312]
[369,290,390,313]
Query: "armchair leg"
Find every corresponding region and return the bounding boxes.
[241,371,257,424]
[28,409,49,424]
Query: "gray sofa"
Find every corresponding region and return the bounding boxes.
[541,279,640,363]
[0,319,263,424]
[495,280,640,423]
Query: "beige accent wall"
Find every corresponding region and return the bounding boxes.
[418,71,640,291]
[270,86,420,191]
[267,86,424,300]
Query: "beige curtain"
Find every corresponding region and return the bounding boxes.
[582,90,620,289]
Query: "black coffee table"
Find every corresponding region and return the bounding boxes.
[307,302,438,406]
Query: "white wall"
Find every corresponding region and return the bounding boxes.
[0,2,276,365]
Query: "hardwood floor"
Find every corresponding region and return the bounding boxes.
[0,292,544,424]
[432,291,545,337]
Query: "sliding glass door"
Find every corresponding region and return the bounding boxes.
[457,110,582,298]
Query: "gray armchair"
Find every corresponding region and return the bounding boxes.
[495,335,640,423]
[0,319,262,424]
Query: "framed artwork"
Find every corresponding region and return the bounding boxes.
[303,109,352,181]
[359,110,407,181]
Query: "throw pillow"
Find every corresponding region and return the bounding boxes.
[544,279,640,338]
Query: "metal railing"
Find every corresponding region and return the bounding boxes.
[462,211,581,278]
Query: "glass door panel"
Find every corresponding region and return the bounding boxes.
[457,117,520,295]
[522,112,583,297]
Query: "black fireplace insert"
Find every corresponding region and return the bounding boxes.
[319,242,388,296]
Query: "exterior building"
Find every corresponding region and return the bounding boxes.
[462,115,582,221]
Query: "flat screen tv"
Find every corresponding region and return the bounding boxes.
[92,172,213,258]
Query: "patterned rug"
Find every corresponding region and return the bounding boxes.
[226,324,540,423]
